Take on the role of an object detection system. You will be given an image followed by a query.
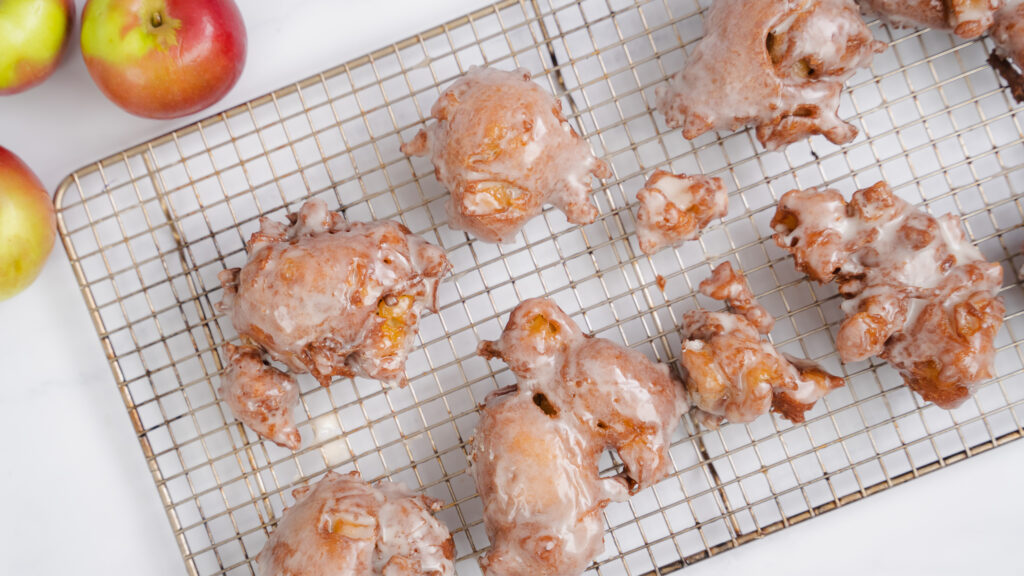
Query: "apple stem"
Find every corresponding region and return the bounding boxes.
[151,12,164,28]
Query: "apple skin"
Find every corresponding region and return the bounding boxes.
[80,0,247,119]
[0,147,56,301]
[0,0,75,95]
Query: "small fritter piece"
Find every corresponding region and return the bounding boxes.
[656,0,885,150]
[991,1,1024,102]
[859,0,998,38]
[635,170,728,254]
[402,67,611,243]
[699,262,775,334]
[217,199,449,449]
[682,266,843,428]
[471,298,686,576]
[771,181,1005,408]
[219,343,300,450]
[255,471,455,576]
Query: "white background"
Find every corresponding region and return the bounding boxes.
[1,1,1022,574]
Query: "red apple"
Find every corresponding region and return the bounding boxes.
[0,0,75,95]
[0,147,56,301]
[80,0,246,119]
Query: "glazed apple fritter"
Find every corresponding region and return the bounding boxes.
[635,170,728,255]
[771,181,1005,408]
[471,298,686,576]
[656,0,885,150]
[217,199,450,448]
[859,0,1024,102]
[402,67,611,243]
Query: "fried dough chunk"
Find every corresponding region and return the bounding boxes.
[256,471,455,576]
[471,298,686,576]
[656,0,885,150]
[219,343,300,450]
[699,262,775,334]
[217,199,450,448]
[635,170,728,254]
[402,67,611,243]
[772,181,1005,408]
[682,264,843,428]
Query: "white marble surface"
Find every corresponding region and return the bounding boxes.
[0,1,1021,574]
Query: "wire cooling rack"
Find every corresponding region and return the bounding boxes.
[54,0,1024,574]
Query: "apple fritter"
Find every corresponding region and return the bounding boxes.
[772,181,1005,408]
[217,199,450,448]
[402,67,611,243]
[256,471,455,576]
[681,263,843,427]
[218,343,300,450]
[656,0,884,150]
[635,170,728,255]
[471,298,686,576]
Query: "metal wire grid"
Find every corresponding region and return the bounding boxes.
[52,0,1024,574]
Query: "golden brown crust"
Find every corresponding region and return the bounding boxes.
[885,265,1005,407]
[989,51,1024,102]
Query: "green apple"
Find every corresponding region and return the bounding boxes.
[0,147,55,301]
[0,0,75,95]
